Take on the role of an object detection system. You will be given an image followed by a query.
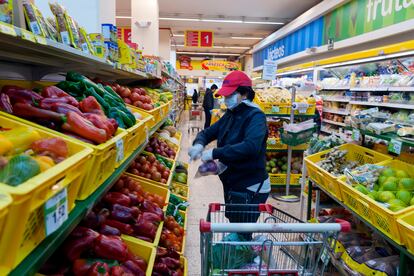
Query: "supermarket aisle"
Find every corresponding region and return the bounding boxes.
[176,112,303,275]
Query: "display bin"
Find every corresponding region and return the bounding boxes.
[397,211,414,255]
[127,104,156,133]
[305,143,392,201]
[0,192,12,275]
[182,256,188,276]
[175,131,182,144]
[161,101,172,119]
[340,160,414,245]
[126,152,175,188]
[255,101,290,115]
[269,173,301,186]
[151,133,180,161]
[121,106,154,162]
[123,238,156,276]
[0,115,93,273]
[123,173,170,212]
[267,138,309,151]
[280,126,317,146]
[0,111,127,200]
[134,102,169,128]
[171,182,189,200]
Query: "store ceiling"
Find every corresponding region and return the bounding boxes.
[116,0,321,58]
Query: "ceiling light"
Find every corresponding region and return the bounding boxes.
[244,21,284,25]
[177,51,240,56]
[201,19,243,23]
[225,46,250,49]
[116,16,132,19]
[231,36,263,40]
[175,45,185,47]
[159,17,200,21]
[173,34,185,37]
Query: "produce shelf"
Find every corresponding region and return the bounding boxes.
[266,114,315,118]
[322,108,350,115]
[359,129,414,149]
[8,118,167,276]
[349,101,414,110]
[322,119,347,127]
[320,86,350,90]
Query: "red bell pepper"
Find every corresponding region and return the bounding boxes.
[0,93,12,113]
[51,102,83,115]
[108,118,118,132]
[142,212,163,224]
[1,85,43,104]
[110,266,128,276]
[122,260,145,276]
[84,113,115,139]
[103,192,131,207]
[99,224,121,236]
[12,102,65,122]
[62,131,95,144]
[87,262,109,276]
[141,200,164,221]
[62,227,99,261]
[42,86,78,108]
[72,259,93,276]
[132,215,157,240]
[111,203,140,223]
[39,97,79,110]
[62,111,108,144]
[31,137,69,160]
[79,96,104,116]
[104,219,134,235]
[93,234,128,262]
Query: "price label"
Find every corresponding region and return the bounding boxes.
[0,22,17,36]
[29,21,42,36]
[21,29,36,42]
[116,139,124,162]
[388,139,403,155]
[35,35,47,45]
[44,188,68,236]
[352,129,360,141]
[298,107,308,114]
[271,106,280,113]
[145,128,149,144]
[268,139,276,145]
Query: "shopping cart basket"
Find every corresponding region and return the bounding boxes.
[188,103,203,133]
[200,203,350,276]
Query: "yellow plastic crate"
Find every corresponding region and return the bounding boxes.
[134,102,168,128]
[175,131,182,144]
[151,133,180,161]
[267,139,309,151]
[182,256,188,276]
[0,111,127,200]
[0,192,12,275]
[161,101,172,119]
[0,115,92,272]
[269,174,301,186]
[173,161,188,186]
[397,211,414,255]
[340,160,414,245]
[305,143,392,201]
[126,152,175,188]
[255,101,290,115]
[127,104,156,135]
[123,238,156,276]
[171,182,189,200]
[180,210,187,255]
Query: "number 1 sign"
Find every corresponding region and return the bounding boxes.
[185,30,214,48]
[200,31,213,47]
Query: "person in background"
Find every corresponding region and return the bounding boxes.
[188,71,269,227]
[192,89,199,104]
[202,84,218,129]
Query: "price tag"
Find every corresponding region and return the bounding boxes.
[271,105,280,113]
[116,139,124,162]
[352,129,360,141]
[0,22,17,36]
[145,128,149,144]
[35,35,47,45]
[268,139,276,145]
[298,106,308,114]
[388,139,403,155]
[44,188,68,236]
[21,29,36,42]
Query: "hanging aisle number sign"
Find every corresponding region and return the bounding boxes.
[185,30,214,47]
[44,188,68,236]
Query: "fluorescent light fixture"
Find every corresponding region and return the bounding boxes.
[116,16,132,19]
[173,34,185,37]
[225,46,250,49]
[159,17,200,21]
[244,21,284,25]
[231,36,263,40]
[175,45,185,47]
[177,51,240,56]
[201,19,242,23]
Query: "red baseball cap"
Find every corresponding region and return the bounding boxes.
[216,71,252,97]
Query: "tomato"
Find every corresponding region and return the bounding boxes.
[148,155,156,163]
[162,170,169,179]
[142,164,150,173]
[130,92,140,101]
[160,179,167,184]
[138,156,146,165]
[130,168,139,175]
[151,171,162,182]
[124,97,132,104]
[145,173,152,179]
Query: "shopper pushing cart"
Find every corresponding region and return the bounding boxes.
[200,203,351,276]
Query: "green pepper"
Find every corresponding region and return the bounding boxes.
[104,85,124,104]
[56,81,84,98]
[84,86,110,113]
[108,107,126,129]
[0,154,40,186]
[155,154,172,167]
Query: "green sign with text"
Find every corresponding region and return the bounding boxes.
[324,0,414,43]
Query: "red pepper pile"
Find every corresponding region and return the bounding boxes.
[153,247,184,276]
[0,85,117,144]
[160,216,184,252]
[83,175,166,243]
[145,136,176,159]
[39,226,147,276]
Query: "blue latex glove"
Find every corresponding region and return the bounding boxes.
[188,144,204,161]
[201,149,214,162]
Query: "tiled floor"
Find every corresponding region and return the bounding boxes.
[177,113,305,276]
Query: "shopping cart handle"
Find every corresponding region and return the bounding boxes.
[335,218,352,232]
[200,219,211,232]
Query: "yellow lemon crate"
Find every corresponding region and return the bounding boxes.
[122,106,155,162]
[397,211,414,255]
[0,115,93,273]
[0,112,128,200]
[305,143,392,201]
[255,100,290,115]
[339,160,414,245]
[269,173,301,186]
[0,192,12,275]
[123,238,156,276]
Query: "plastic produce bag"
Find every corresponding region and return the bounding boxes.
[195,160,227,178]
[364,255,399,276]
[212,233,256,269]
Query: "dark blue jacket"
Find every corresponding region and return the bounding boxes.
[194,102,268,191]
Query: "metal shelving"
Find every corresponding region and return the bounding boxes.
[349,101,414,109]
[9,118,167,276]
[322,108,350,115]
[322,119,347,127]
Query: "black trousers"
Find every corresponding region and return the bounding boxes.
[204,110,212,129]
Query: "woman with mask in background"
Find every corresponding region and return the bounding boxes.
[188,71,270,226]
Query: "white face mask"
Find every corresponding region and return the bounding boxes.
[224,93,241,110]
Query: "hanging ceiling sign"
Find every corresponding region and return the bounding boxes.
[185,30,214,47]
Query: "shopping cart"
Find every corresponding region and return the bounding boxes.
[200,203,350,276]
[188,103,203,133]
